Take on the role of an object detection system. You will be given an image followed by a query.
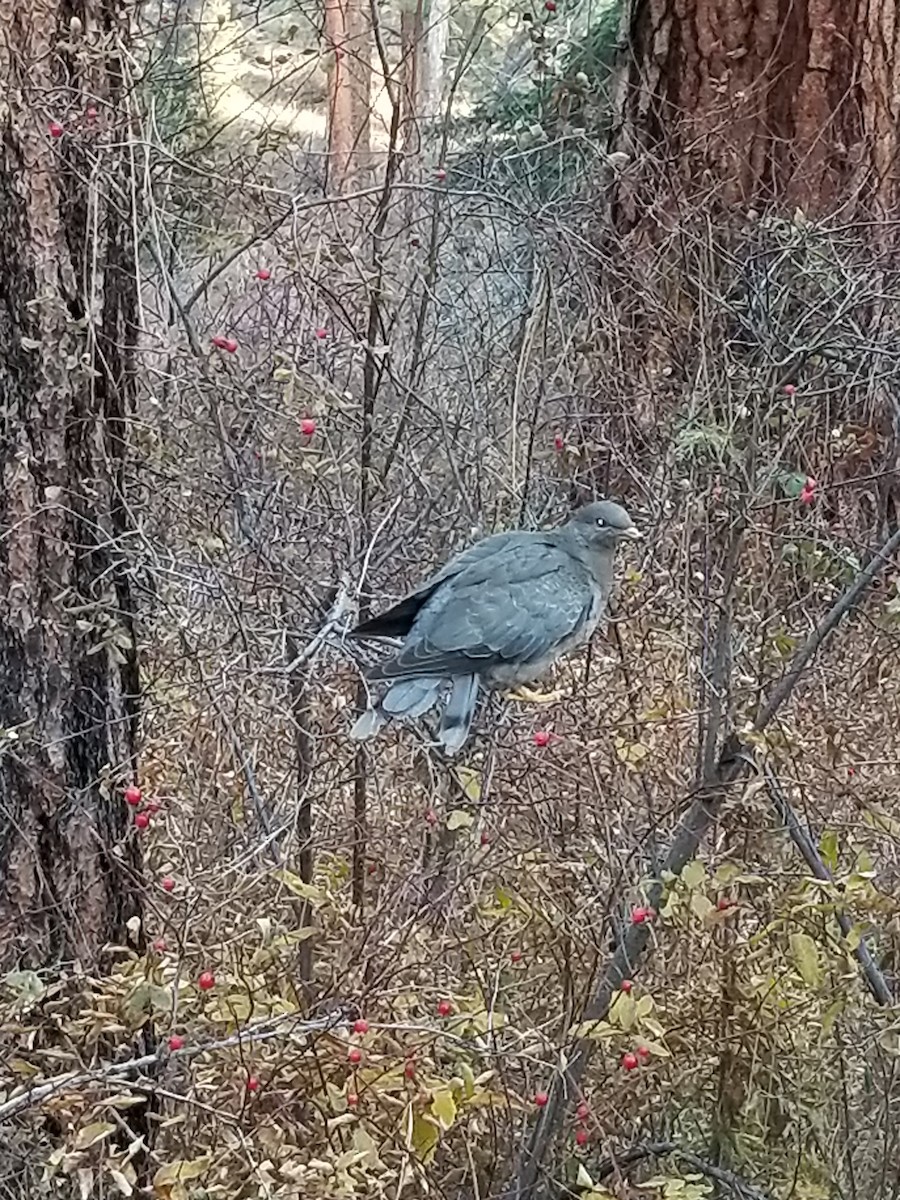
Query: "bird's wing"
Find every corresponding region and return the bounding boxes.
[369,544,596,680]
[351,529,539,639]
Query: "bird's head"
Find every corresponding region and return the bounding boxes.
[568,500,642,550]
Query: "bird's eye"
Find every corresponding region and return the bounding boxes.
[595,517,606,527]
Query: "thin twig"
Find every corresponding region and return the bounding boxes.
[764,766,893,1006]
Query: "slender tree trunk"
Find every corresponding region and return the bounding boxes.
[325,0,373,193]
[0,0,141,971]
[421,0,449,121]
[611,0,900,219]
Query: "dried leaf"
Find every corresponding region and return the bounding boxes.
[74,1122,117,1150]
[789,932,821,987]
[430,1088,457,1130]
[446,809,474,831]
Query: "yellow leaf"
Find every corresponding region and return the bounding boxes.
[454,766,482,802]
[108,1169,134,1197]
[682,860,707,890]
[634,994,655,1018]
[570,1019,616,1041]
[458,1061,476,1099]
[409,1111,440,1164]
[74,1122,117,1150]
[152,1157,210,1196]
[789,932,821,987]
[690,892,714,921]
[272,869,323,906]
[446,809,474,831]
[608,992,636,1031]
[430,1088,457,1130]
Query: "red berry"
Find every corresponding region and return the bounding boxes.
[784,383,796,395]
[425,808,438,826]
[554,433,564,452]
[534,1091,549,1108]
[256,268,271,280]
[348,1046,362,1064]
[544,0,557,10]
[300,418,316,436]
[353,1018,369,1034]
[124,784,142,806]
[224,337,238,353]
[480,831,491,846]
[637,1045,650,1061]
[211,335,236,351]
[152,937,167,953]
[437,1000,453,1017]
[435,166,447,181]
[314,327,328,339]
[576,1102,590,1120]
[533,730,551,747]
[848,766,856,777]
[48,121,64,138]
[511,950,523,963]
[167,1034,184,1051]
[620,979,633,993]
[404,1058,416,1079]
[247,1076,260,1092]
[85,106,98,121]
[198,970,216,991]
[621,1052,639,1071]
[717,897,735,911]
[367,861,377,875]
[575,1127,589,1147]
[347,1092,359,1106]
[161,876,175,892]
[631,906,648,924]
[134,811,150,829]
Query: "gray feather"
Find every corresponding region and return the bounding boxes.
[381,678,443,718]
[349,707,387,741]
[437,675,480,756]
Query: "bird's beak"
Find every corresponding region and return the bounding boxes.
[622,526,643,541]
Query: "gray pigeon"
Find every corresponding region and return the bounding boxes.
[349,500,641,755]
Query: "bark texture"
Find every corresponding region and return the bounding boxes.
[0,0,141,971]
[613,0,900,217]
[324,0,373,193]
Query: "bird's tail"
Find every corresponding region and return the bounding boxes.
[437,674,480,756]
[349,678,444,743]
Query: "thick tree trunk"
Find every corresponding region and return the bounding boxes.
[612,0,900,219]
[0,0,141,971]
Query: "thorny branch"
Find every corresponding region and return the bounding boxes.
[504,520,900,1200]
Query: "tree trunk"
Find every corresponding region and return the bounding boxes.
[611,0,900,219]
[0,0,141,971]
[421,0,450,122]
[324,0,373,193]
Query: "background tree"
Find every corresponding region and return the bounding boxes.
[0,1,141,970]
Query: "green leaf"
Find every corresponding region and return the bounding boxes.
[789,932,821,987]
[446,809,474,831]
[681,860,706,890]
[690,892,714,921]
[820,830,839,872]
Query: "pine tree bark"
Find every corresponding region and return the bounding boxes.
[611,0,900,219]
[324,0,373,193]
[0,0,141,971]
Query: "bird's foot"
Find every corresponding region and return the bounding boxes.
[504,684,566,705]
